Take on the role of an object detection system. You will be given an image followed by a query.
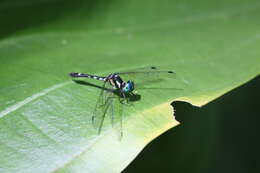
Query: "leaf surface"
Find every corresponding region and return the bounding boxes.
[0,0,259,172]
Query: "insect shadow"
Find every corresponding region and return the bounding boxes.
[72,80,141,102]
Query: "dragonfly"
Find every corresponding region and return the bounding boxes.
[69,66,175,138]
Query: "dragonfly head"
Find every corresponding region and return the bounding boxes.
[122,80,135,93]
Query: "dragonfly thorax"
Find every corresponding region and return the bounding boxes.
[108,74,134,93]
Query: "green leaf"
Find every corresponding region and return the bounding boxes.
[0,0,259,172]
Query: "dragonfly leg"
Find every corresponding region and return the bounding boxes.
[119,91,126,103]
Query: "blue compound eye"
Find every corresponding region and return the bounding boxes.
[123,85,130,92]
[123,81,134,92]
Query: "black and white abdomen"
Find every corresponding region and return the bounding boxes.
[69,72,107,81]
[69,72,126,90]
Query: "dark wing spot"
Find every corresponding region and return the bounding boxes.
[168,71,174,73]
[151,66,157,69]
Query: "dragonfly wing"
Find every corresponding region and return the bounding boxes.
[118,96,124,139]
[92,81,114,133]
[109,95,124,139]
[92,82,125,138]
[116,66,176,88]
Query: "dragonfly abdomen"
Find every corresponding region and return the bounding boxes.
[69,72,106,81]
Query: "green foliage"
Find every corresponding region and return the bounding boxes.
[0,0,259,172]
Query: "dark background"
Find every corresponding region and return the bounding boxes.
[124,77,259,173]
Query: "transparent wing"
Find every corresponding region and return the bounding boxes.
[92,81,126,138]
[92,81,114,134]
[108,94,124,139]
[116,66,176,88]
